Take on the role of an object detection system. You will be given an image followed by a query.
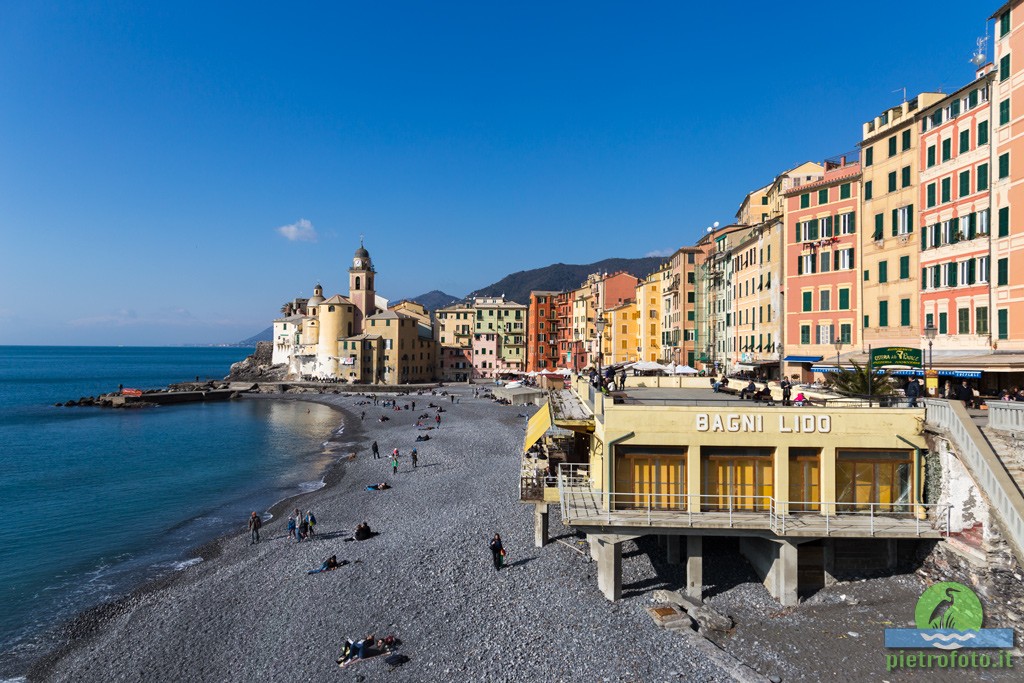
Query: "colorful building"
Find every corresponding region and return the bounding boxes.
[527,291,561,371]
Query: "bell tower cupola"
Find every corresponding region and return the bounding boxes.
[349,239,376,333]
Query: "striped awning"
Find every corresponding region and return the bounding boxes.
[811,366,982,379]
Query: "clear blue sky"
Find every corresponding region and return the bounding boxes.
[0,1,997,345]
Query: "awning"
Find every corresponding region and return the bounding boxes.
[810,366,982,379]
[523,401,552,453]
[784,355,823,363]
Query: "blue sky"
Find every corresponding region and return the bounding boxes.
[0,1,997,345]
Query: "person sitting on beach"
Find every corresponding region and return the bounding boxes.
[415,434,430,442]
[354,522,372,541]
[337,634,379,666]
[366,482,391,491]
[307,555,347,574]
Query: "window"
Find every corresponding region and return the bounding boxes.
[865,146,874,166]
[864,181,873,200]
[839,211,855,234]
[899,255,909,279]
[864,314,870,328]
[888,136,897,157]
[979,120,989,145]
[977,306,989,335]
[800,193,810,208]
[941,177,951,203]
[840,183,851,199]
[874,213,884,240]
[959,170,971,198]
[1001,54,1010,82]
[926,145,936,168]
[818,188,828,205]
[800,325,811,344]
[901,165,911,188]
[888,171,897,193]
[802,291,812,312]
[1001,10,1011,38]
[902,129,911,151]
[901,299,911,327]
[926,183,936,207]
[1001,99,1010,126]
[839,288,850,310]
[960,129,970,153]
[978,164,989,191]
[998,309,1009,339]
[879,301,889,327]
[820,290,831,311]
[998,257,1009,286]
[838,248,854,270]
[879,260,888,283]
[820,251,831,273]
[979,255,990,283]
[941,138,951,161]
[1000,152,1010,179]
[816,324,834,345]
[969,89,979,108]
[894,205,913,235]
[999,206,1010,237]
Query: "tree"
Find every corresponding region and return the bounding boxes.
[280,302,294,317]
[825,359,898,396]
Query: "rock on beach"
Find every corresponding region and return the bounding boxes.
[32,386,729,683]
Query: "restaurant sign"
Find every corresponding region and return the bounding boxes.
[870,346,922,367]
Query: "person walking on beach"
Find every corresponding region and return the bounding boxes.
[248,511,262,544]
[411,447,418,468]
[489,533,505,571]
[372,441,379,459]
[305,510,317,537]
[435,413,441,428]
[390,453,399,475]
[294,508,304,542]
[361,411,365,421]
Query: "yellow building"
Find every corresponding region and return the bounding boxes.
[636,271,663,362]
[603,300,639,365]
[860,93,945,350]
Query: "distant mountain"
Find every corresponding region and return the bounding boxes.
[470,257,666,304]
[237,327,273,346]
[402,290,462,311]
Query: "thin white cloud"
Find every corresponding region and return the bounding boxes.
[276,218,318,243]
[645,248,674,258]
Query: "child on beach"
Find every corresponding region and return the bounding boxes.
[390,454,399,475]
[410,448,418,468]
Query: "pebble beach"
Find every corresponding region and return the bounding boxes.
[28,386,734,683]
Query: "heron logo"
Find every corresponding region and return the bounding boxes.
[884,581,1015,672]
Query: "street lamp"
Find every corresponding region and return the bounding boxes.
[923,323,938,397]
[595,313,607,388]
[833,338,844,375]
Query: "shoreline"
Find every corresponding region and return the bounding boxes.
[22,392,365,682]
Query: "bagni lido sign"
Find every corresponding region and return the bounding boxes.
[870,346,923,367]
[695,413,832,434]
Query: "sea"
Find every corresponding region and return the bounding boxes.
[0,346,354,678]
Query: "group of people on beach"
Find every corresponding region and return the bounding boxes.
[287,508,316,542]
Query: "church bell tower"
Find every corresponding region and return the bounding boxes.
[349,240,376,334]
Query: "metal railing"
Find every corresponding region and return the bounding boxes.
[924,399,1024,559]
[770,500,951,538]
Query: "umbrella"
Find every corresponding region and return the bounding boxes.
[674,364,699,375]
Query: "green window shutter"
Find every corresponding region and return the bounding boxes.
[864,315,870,329]
[864,269,870,281]
[802,291,812,311]
[979,120,989,144]
[998,309,1008,339]
[839,288,849,310]
[818,188,828,205]
[978,164,989,191]
[902,166,911,188]
[998,258,1009,286]
[1001,11,1011,37]
[907,205,913,233]
[900,299,911,326]
[1001,54,1011,81]
[927,183,936,207]
[999,206,1010,237]
[939,312,948,335]
[970,89,979,108]
[922,267,928,286]
[888,171,897,193]
[879,261,888,283]
[941,177,951,203]
[879,301,889,327]
[949,262,958,287]
[1000,100,1010,126]
[951,99,961,118]
[968,258,976,285]
[951,217,960,243]
[899,255,909,279]
[865,147,873,166]
[849,211,856,233]
[796,221,802,241]
[865,181,873,200]
[960,170,970,197]
[1000,152,1010,179]
[874,213,884,240]
[840,183,850,199]
[927,146,936,167]
[902,129,911,151]
[809,219,819,240]
[942,139,951,161]
[960,129,970,153]
[888,136,897,156]
[892,208,899,237]
[968,212,977,239]
[933,267,941,288]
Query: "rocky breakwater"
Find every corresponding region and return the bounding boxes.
[57,380,244,409]
[228,340,286,382]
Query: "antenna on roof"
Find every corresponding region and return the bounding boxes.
[892,86,907,103]
[971,34,989,67]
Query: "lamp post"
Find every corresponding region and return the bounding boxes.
[923,323,938,397]
[833,338,844,376]
[595,313,607,389]
[777,343,784,382]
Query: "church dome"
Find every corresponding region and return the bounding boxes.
[307,283,325,307]
[355,245,369,259]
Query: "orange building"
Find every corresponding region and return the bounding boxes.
[783,159,862,380]
[526,291,561,371]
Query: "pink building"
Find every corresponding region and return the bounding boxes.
[471,333,499,378]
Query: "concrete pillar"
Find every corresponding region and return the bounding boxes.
[589,534,600,561]
[665,535,681,565]
[774,445,790,515]
[686,445,702,513]
[594,537,622,601]
[777,540,798,607]
[533,503,549,548]
[686,535,703,600]
[820,446,837,516]
[823,539,838,587]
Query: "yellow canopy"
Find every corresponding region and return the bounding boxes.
[523,401,552,453]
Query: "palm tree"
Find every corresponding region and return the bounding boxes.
[826,359,898,397]
[280,302,294,317]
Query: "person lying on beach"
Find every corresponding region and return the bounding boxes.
[378,415,390,422]
[337,634,384,666]
[307,555,348,574]
[366,482,391,491]
[415,434,430,441]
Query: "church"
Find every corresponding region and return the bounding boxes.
[271,243,439,384]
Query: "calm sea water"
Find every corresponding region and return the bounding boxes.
[0,347,351,677]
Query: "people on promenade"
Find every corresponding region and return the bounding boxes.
[957,380,976,408]
[371,441,379,459]
[489,533,505,570]
[391,453,399,475]
[780,378,792,406]
[411,447,418,468]
[248,511,262,544]
[905,378,921,407]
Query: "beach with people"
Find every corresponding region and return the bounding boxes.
[28,385,733,682]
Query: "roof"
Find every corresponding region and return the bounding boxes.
[367,310,402,320]
[990,2,1013,20]
[321,295,352,305]
[783,163,861,195]
[347,333,382,341]
[274,315,307,323]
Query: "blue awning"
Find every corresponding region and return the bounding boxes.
[810,366,982,379]
[784,355,823,363]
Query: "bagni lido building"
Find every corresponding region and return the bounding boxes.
[527,381,942,606]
